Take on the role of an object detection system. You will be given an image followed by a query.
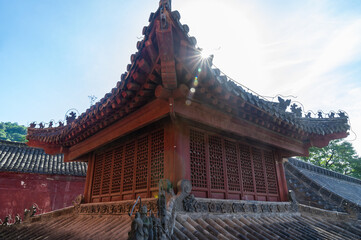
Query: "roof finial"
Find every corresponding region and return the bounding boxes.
[159,0,171,11]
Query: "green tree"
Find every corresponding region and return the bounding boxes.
[0,122,27,142]
[299,139,361,179]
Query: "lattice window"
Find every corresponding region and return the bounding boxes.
[92,153,104,196]
[111,146,123,193]
[264,150,278,194]
[225,140,240,192]
[136,136,149,190]
[239,144,254,192]
[123,141,135,192]
[151,129,164,188]
[252,147,267,193]
[209,135,224,189]
[190,129,207,188]
[100,150,113,194]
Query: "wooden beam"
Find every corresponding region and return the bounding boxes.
[156,20,177,89]
[173,100,307,156]
[145,39,158,64]
[67,98,170,161]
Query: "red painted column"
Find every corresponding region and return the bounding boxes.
[275,152,289,201]
[83,154,94,203]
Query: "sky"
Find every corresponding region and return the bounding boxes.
[1,0,361,155]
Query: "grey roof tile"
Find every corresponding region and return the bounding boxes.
[0,140,87,176]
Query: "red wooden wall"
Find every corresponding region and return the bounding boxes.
[0,172,85,221]
[189,128,280,201]
[89,128,165,202]
[85,119,285,203]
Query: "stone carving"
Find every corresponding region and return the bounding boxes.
[278,97,291,111]
[178,180,295,215]
[338,111,346,118]
[72,194,84,211]
[318,111,323,118]
[232,203,245,213]
[24,203,38,221]
[183,194,196,212]
[66,111,77,125]
[290,103,302,117]
[158,179,177,238]
[277,204,286,212]
[195,202,208,213]
[128,212,144,240]
[77,199,158,216]
[209,202,222,213]
[221,202,233,213]
[140,205,151,239]
[128,196,168,240]
[176,179,193,212]
[288,190,298,212]
[14,214,21,224]
[305,112,312,118]
[270,204,278,213]
[1,216,9,226]
[29,122,36,128]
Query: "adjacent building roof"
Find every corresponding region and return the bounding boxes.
[285,158,361,216]
[26,1,349,157]
[0,140,87,176]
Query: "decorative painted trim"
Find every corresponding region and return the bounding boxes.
[76,198,158,215]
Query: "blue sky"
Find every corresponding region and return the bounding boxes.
[1,0,361,154]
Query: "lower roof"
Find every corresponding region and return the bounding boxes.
[286,158,361,209]
[1,199,360,240]
[0,140,87,176]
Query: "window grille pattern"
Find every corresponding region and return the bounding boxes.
[225,140,240,191]
[90,128,164,201]
[190,130,207,188]
[151,129,164,188]
[252,147,267,193]
[189,128,280,201]
[92,153,104,196]
[123,141,135,192]
[111,146,123,193]
[264,150,278,194]
[136,136,149,190]
[101,150,113,195]
[239,144,255,193]
[209,136,224,189]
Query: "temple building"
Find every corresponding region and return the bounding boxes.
[2,1,359,239]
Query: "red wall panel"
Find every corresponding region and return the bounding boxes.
[0,172,85,221]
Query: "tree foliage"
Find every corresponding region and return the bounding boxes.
[0,122,27,142]
[299,139,361,179]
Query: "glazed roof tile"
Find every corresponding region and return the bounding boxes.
[1,204,360,240]
[287,158,361,207]
[26,2,349,149]
[0,140,87,176]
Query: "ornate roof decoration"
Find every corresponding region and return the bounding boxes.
[26,2,349,156]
